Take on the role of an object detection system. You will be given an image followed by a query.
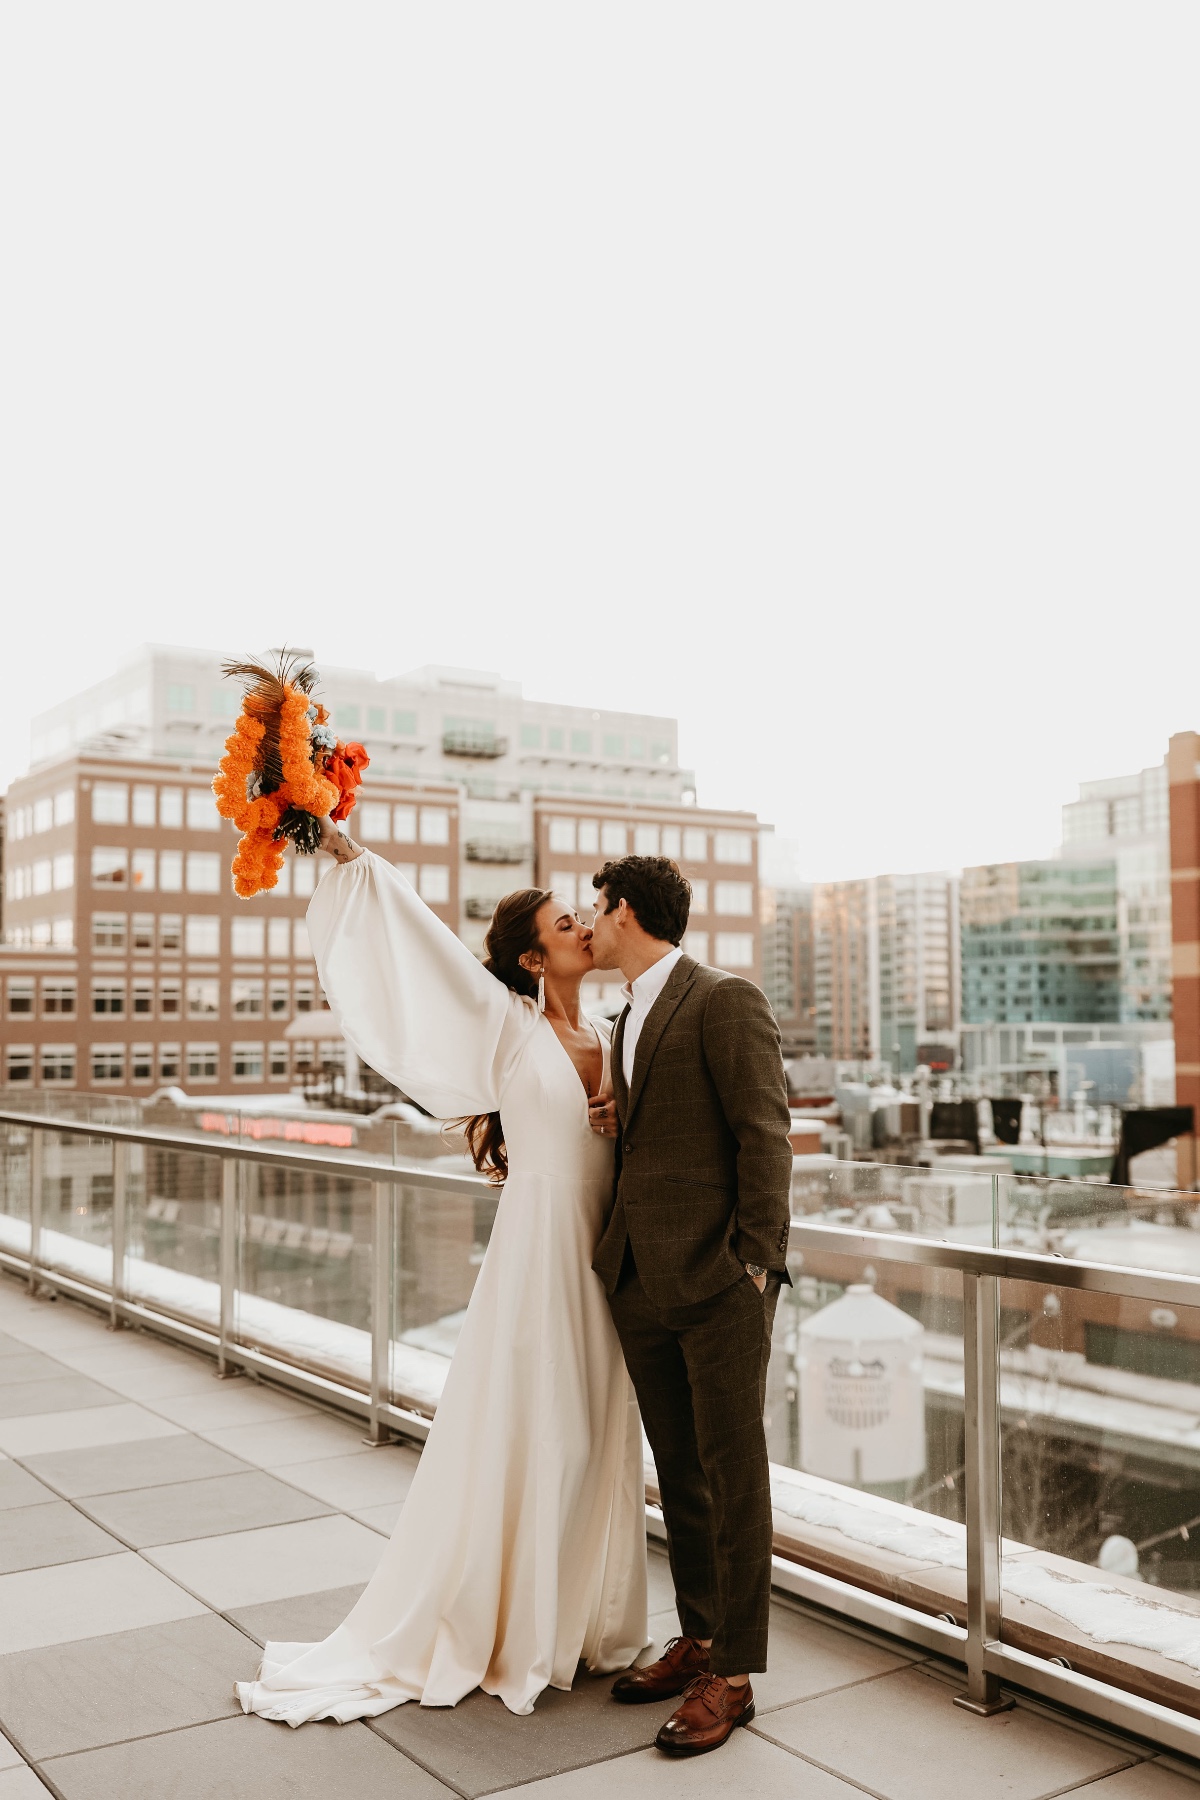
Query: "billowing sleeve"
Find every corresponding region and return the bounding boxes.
[305,851,534,1117]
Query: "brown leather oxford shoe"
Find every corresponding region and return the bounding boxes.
[610,1635,710,1704]
[654,1674,755,1755]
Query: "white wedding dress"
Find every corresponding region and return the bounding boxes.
[236,852,648,1722]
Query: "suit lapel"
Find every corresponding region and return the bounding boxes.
[612,1005,631,1124]
[625,956,698,1124]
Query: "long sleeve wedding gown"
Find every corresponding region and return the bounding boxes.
[235,852,648,1722]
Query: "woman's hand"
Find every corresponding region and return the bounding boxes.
[588,1094,619,1138]
[317,814,365,863]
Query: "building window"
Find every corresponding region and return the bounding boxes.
[549,871,578,905]
[393,805,417,843]
[651,741,672,764]
[394,862,418,886]
[269,979,290,1017]
[232,1042,264,1081]
[42,980,76,1016]
[186,1043,219,1082]
[131,914,155,951]
[185,852,221,893]
[231,917,265,957]
[577,820,599,856]
[158,850,183,892]
[32,859,52,895]
[603,734,624,757]
[210,687,238,718]
[232,979,264,1016]
[7,979,34,1016]
[159,914,183,952]
[132,785,156,826]
[684,931,709,963]
[91,783,128,825]
[159,788,184,828]
[548,818,576,853]
[332,703,360,731]
[132,981,154,1017]
[41,1046,75,1084]
[683,828,708,862]
[634,825,660,855]
[419,808,451,846]
[521,724,541,749]
[714,832,752,866]
[293,920,312,960]
[92,981,125,1016]
[186,790,219,831]
[267,917,291,958]
[292,858,316,897]
[689,880,709,914]
[91,1045,125,1083]
[601,822,626,856]
[159,1044,181,1082]
[393,708,417,736]
[92,847,129,888]
[629,735,646,759]
[366,705,385,734]
[419,865,451,905]
[568,729,591,756]
[715,882,754,916]
[166,684,195,712]
[269,1041,289,1078]
[53,789,75,827]
[31,921,52,948]
[715,932,754,968]
[92,913,127,951]
[130,1043,154,1083]
[130,849,155,891]
[294,980,315,1014]
[291,1038,315,1074]
[159,980,182,1017]
[52,853,74,890]
[5,1045,34,1084]
[187,979,219,1018]
[358,803,391,841]
[185,916,220,956]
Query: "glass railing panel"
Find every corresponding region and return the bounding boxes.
[234,1156,376,1390]
[791,1158,999,1246]
[36,1129,114,1287]
[764,1236,970,1622]
[996,1172,1200,1269]
[123,1140,223,1329]
[389,1178,500,1415]
[0,1121,33,1258]
[998,1273,1200,1714]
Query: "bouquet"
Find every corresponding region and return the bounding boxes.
[212,650,370,897]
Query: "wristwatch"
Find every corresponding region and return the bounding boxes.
[744,1262,767,1280]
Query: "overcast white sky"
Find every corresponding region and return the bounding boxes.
[2,4,1197,882]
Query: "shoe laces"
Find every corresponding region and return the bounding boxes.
[680,1673,728,1714]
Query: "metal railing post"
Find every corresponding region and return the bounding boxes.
[217,1156,238,1377]
[110,1140,128,1330]
[367,1179,393,1444]
[28,1127,44,1295]
[955,1268,1013,1715]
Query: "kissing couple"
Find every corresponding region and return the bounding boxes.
[237,817,793,1760]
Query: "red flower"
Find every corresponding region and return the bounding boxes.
[325,741,370,823]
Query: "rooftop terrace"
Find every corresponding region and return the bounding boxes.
[1,1275,1199,1800]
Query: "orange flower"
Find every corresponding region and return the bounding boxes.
[325,741,369,823]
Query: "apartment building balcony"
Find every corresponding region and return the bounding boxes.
[3,1111,1200,1797]
[442,730,509,759]
[463,839,530,865]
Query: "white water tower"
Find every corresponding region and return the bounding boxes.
[798,1284,926,1486]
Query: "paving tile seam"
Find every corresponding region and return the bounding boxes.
[754,1659,938,1717]
[744,1728,900,1800]
[470,1736,690,1799]
[1033,1762,1147,1798]
[362,1718,473,1800]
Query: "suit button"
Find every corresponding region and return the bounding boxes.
[625,1143,635,1154]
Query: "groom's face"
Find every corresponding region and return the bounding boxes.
[588,887,622,971]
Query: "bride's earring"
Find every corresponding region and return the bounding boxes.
[537,972,546,1014]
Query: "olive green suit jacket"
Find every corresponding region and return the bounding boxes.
[591,954,793,1308]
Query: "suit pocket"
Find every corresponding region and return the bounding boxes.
[662,1175,733,1194]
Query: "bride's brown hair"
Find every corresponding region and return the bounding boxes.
[455,887,553,1183]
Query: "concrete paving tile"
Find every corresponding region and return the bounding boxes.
[41,1712,453,1799]
[144,1514,384,1609]
[754,1665,1135,1800]
[482,1733,859,1798]
[0,1462,57,1511]
[143,1384,315,1432]
[752,1603,915,1712]
[82,1470,336,1547]
[0,1552,207,1655]
[0,1613,249,1759]
[0,1352,74,1386]
[0,1314,112,1352]
[0,1766,49,1798]
[353,1500,403,1535]
[371,1665,682,1798]
[48,1337,207,1376]
[1083,1766,1200,1797]
[0,1403,182,1458]
[0,1502,123,1575]
[199,1414,374,1468]
[281,1444,420,1510]
[0,1334,35,1358]
[226,1581,366,1647]
[0,1737,22,1770]
[77,1359,226,1402]
[22,1433,251,1497]
[0,1377,123,1420]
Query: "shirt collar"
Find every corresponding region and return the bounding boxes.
[620,945,684,1010]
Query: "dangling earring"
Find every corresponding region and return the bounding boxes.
[537,973,546,1014]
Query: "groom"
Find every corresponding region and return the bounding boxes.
[586,854,792,1757]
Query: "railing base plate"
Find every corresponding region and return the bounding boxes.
[954,1691,1015,1716]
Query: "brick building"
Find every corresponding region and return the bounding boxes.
[1168,731,1200,1184]
[1,753,458,1098]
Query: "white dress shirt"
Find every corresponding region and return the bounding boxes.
[620,946,684,1088]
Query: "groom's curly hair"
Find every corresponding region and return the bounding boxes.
[592,856,691,945]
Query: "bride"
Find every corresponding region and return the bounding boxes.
[236,815,648,1723]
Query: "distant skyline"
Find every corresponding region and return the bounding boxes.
[2,6,1197,883]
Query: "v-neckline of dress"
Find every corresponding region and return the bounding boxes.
[542,1013,607,1104]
